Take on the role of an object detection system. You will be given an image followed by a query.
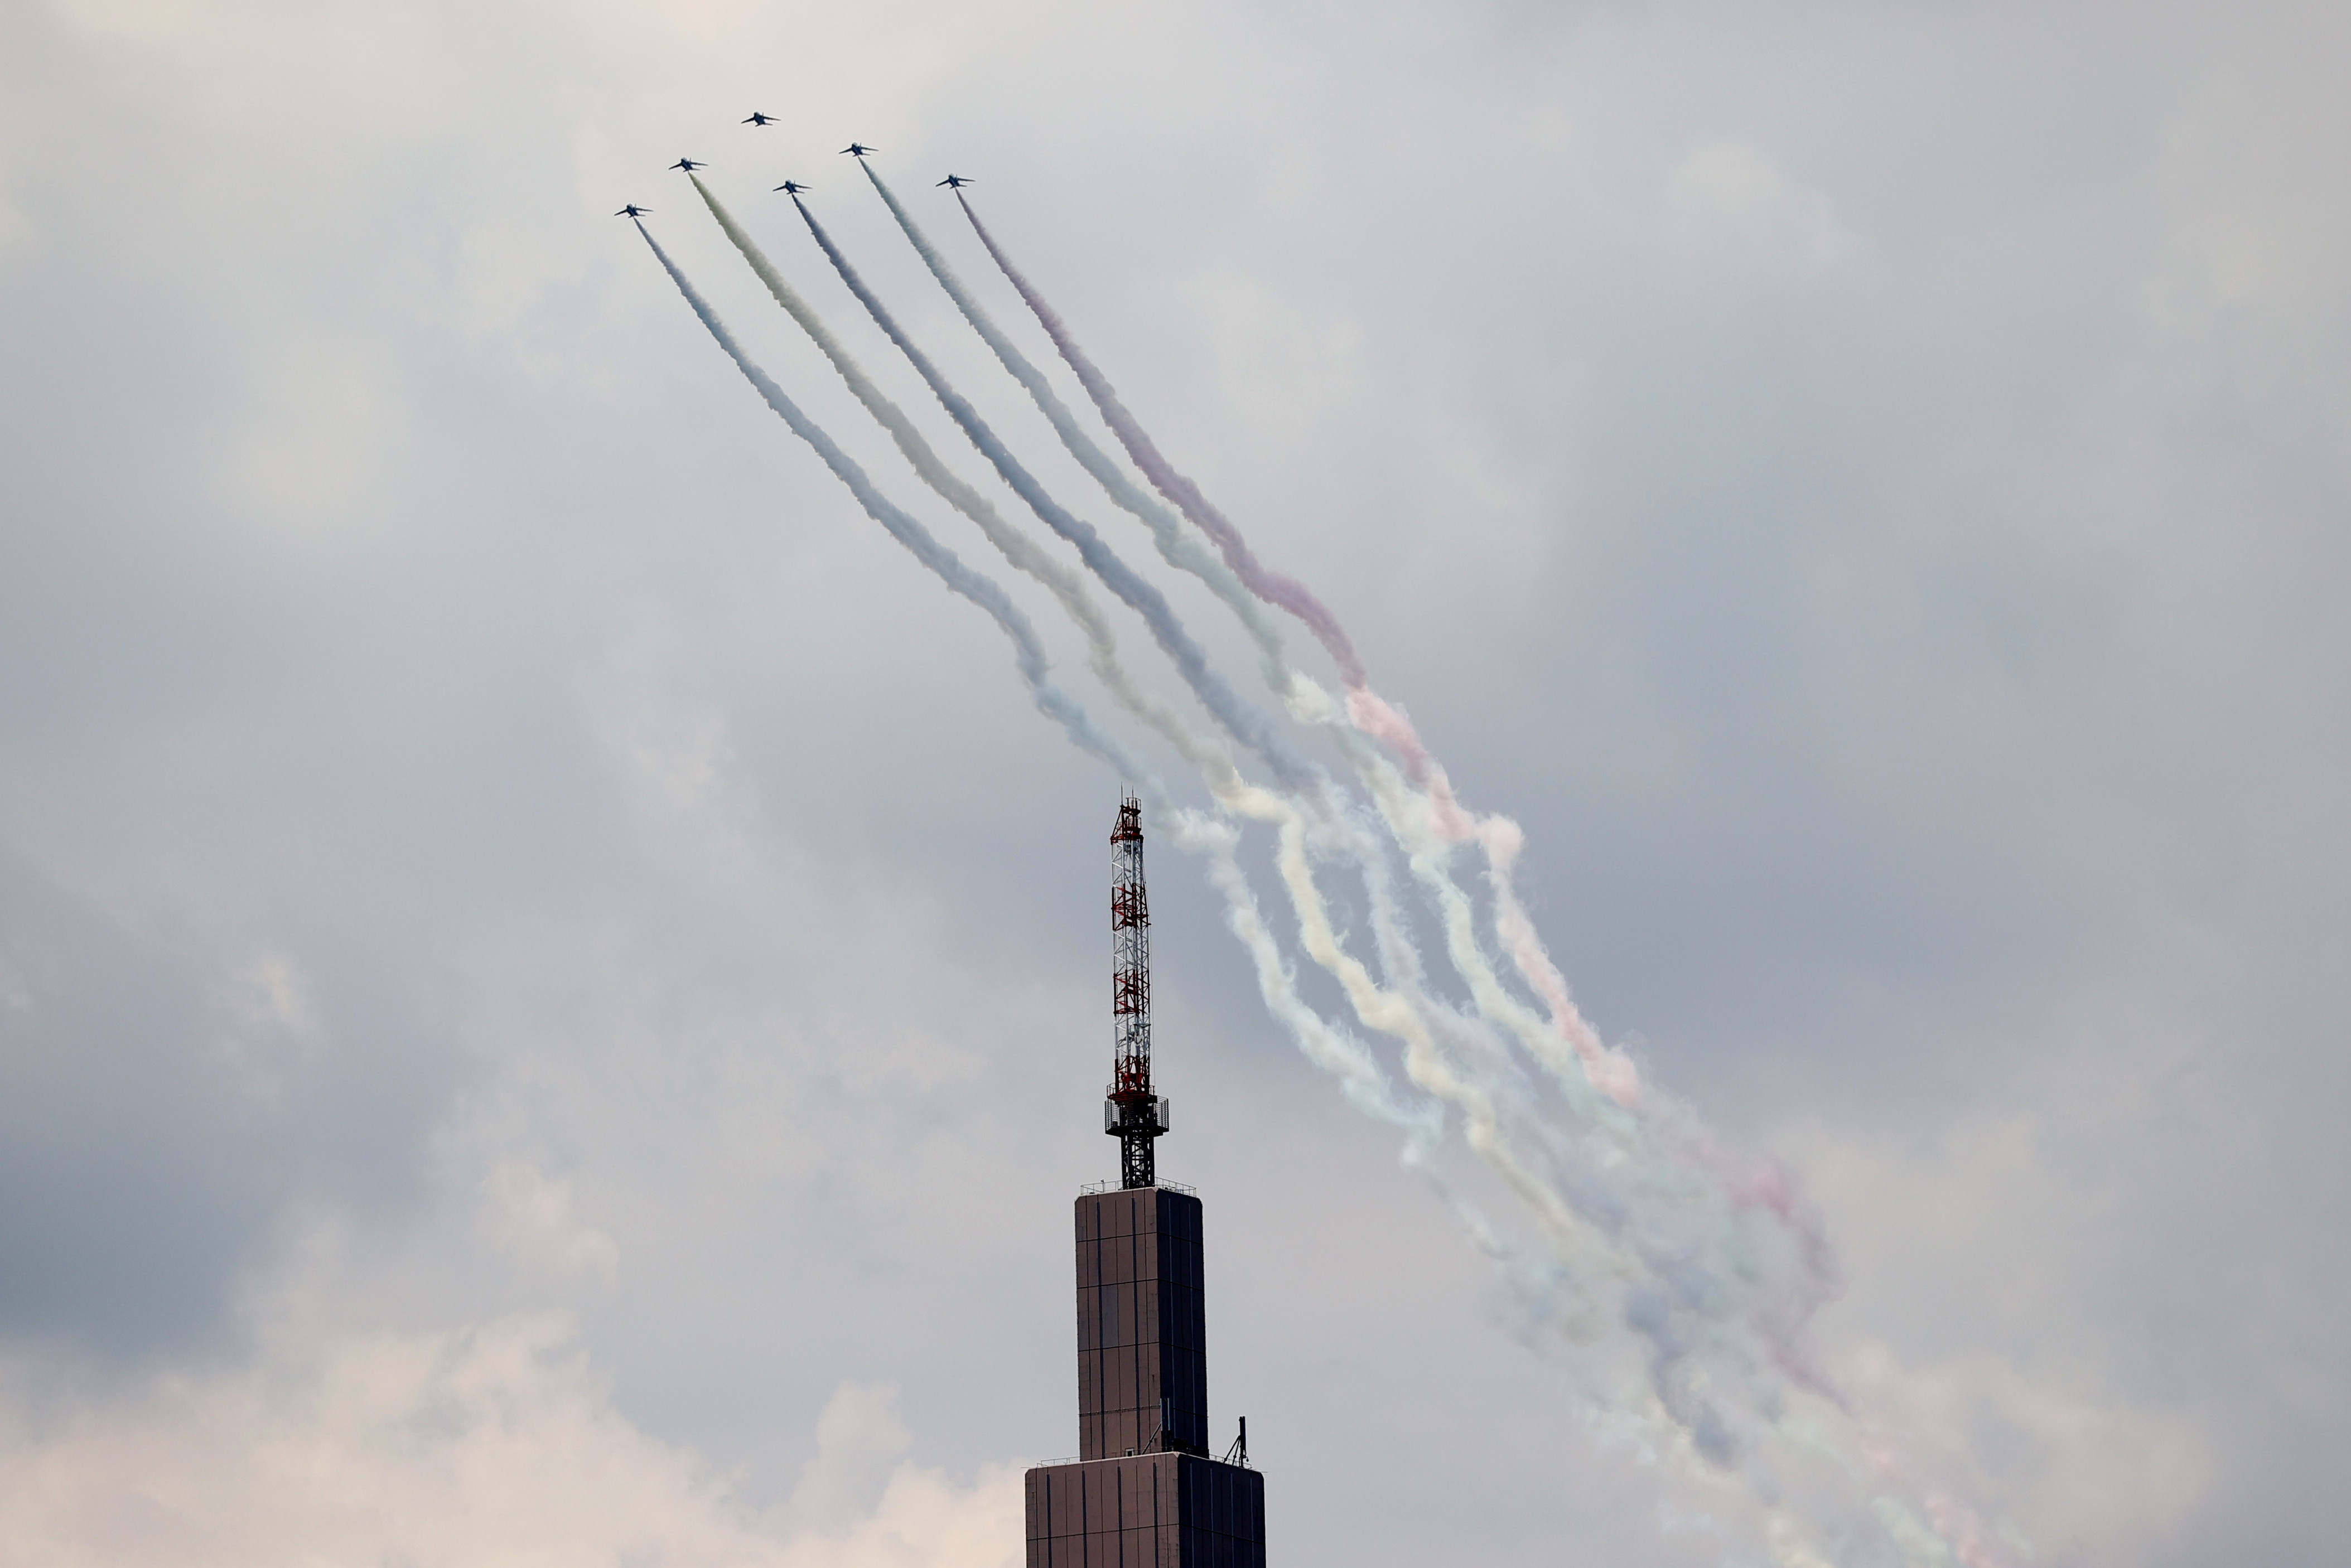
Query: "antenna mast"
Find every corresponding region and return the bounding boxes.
[1107,792,1167,1188]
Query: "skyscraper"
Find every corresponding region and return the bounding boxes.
[1022,796,1269,1567]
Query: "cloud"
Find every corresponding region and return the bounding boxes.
[479,1163,620,1284]
[787,1381,913,1533]
[1842,1339,2211,1567]
[0,1314,1020,1568]
[213,951,323,1104]
[1,0,2347,1564]
[1663,137,1866,272]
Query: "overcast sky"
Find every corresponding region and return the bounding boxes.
[1,1,2345,1565]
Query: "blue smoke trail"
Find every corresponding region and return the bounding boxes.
[631,219,1155,789]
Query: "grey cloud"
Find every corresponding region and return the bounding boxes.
[1,0,2345,1563]
[0,853,458,1355]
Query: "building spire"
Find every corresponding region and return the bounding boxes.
[1107,792,1167,1187]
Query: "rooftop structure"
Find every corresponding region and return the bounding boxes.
[1023,796,1269,1567]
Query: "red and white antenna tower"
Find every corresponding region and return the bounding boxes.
[1107,792,1167,1189]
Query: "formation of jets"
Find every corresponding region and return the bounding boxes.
[626,132,971,216]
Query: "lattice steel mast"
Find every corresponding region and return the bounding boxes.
[1106,793,1167,1188]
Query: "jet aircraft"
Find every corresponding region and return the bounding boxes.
[937,174,974,188]
[614,204,651,217]
[839,143,877,158]
[669,157,706,171]
[774,181,812,195]
[742,112,778,126]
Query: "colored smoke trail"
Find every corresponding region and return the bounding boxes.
[786,193,1311,796]
[853,170,1634,1143]
[855,163,1292,691]
[694,185,1421,1034]
[847,169,1600,1154]
[858,167,1562,1098]
[766,189,1598,1261]
[646,209,1454,1251]
[931,197,2013,1567]
[858,166,1500,938]
[773,190,1517,1104]
[856,167,1589,1124]
[1168,807,1433,1143]
[827,175,1817,1352]
[688,175,1208,793]
[696,185,1488,1169]
[647,190,2011,1568]
[952,191,1644,1111]
[629,220,1151,789]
